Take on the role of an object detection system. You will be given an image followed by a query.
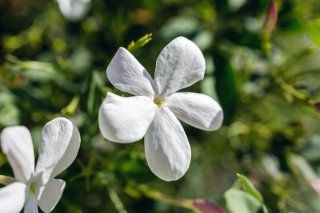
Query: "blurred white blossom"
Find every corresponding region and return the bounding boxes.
[228,0,246,11]
[99,37,223,181]
[56,0,91,22]
[0,117,81,213]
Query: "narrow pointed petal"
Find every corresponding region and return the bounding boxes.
[99,93,156,143]
[107,47,155,97]
[0,126,35,182]
[0,182,26,213]
[166,92,223,131]
[145,107,191,181]
[38,179,66,213]
[24,196,39,213]
[154,37,205,96]
[35,117,81,184]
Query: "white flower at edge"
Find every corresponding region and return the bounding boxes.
[56,0,91,22]
[99,36,223,181]
[0,117,81,213]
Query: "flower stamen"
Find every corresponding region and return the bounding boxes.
[154,97,165,106]
[29,183,37,195]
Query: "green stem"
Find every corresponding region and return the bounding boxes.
[267,47,315,103]
[286,69,320,80]
[135,184,197,212]
[61,96,80,115]
[271,67,309,102]
[108,188,128,213]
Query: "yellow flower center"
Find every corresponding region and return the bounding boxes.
[29,182,37,195]
[154,97,165,106]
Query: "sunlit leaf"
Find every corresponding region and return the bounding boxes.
[225,189,262,213]
[308,19,320,47]
[237,174,263,202]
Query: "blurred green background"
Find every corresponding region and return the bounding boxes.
[1,0,320,212]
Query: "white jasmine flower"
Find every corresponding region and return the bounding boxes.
[99,37,223,181]
[0,117,81,213]
[56,0,91,22]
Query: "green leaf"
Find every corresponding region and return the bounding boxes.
[0,89,20,126]
[225,189,263,213]
[213,52,238,125]
[159,16,198,38]
[308,19,320,47]
[237,174,264,202]
[87,71,97,114]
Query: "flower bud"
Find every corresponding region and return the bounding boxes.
[193,199,228,213]
[263,1,278,33]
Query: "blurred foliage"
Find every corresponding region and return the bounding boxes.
[2,0,320,212]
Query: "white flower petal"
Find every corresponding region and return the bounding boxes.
[166,92,223,131]
[56,0,91,22]
[154,37,205,96]
[38,179,66,213]
[51,124,80,179]
[0,182,26,213]
[107,47,155,97]
[24,195,38,213]
[99,93,156,143]
[35,118,80,184]
[144,107,191,181]
[0,126,35,182]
